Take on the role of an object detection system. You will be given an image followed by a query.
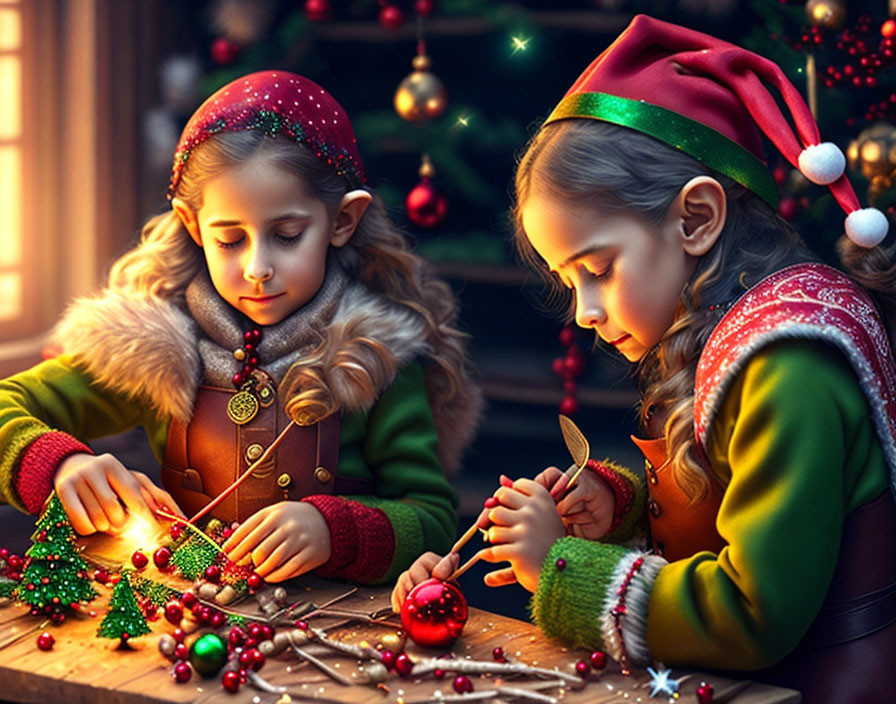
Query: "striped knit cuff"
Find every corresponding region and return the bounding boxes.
[16,431,92,514]
[302,495,395,582]
[597,461,647,544]
[599,550,667,667]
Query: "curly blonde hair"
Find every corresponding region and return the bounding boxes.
[513,119,822,501]
[108,132,477,463]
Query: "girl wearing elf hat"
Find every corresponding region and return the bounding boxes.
[394,15,896,697]
[0,71,481,585]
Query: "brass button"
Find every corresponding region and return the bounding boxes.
[648,499,662,518]
[233,348,247,361]
[314,466,332,483]
[245,443,264,462]
[276,473,292,488]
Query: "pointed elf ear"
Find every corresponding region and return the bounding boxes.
[171,198,202,246]
[330,190,372,248]
[671,176,726,257]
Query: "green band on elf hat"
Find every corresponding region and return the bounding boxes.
[545,92,780,209]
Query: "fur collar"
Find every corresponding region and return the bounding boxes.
[52,281,481,473]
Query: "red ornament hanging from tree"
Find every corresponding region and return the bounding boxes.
[414,0,436,18]
[400,578,468,647]
[304,0,331,22]
[406,154,448,228]
[210,37,240,65]
[553,326,586,416]
[379,4,406,30]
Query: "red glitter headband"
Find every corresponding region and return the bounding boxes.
[168,71,366,199]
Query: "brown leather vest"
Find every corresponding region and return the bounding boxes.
[630,435,725,561]
[161,384,341,524]
[632,437,896,701]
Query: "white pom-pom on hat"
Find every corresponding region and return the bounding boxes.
[845,208,889,248]
[798,142,846,185]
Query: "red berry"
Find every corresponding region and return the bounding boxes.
[239,649,254,668]
[434,668,445,679]
[248,622,263,639]
[174,643,189,661]
[575,660,590,677]
[196,606,213,625]
[380,649,396,669]
[247,573,262,590]
[304,0,331,22]
[551,357,566,376]
[50,612,65,625]
[258,624,273,642]
[173,661,192,683]
[37,632,54,651]
[558,327,576,347]
[492,646,506,662]
[295,620,308,631]
[394,652,414,677]
[590,650,606,669]
[883,19,896,38]
[564,354,586,377]
[414,0,435,16]
[164,601,184,625]
[210,612,227,628]
[0,547,8,560]
[559,396,579,416]
[221,670,241,693]
[378,4,405,29]
[7,554,22,570]
[153,546,172,568]
[453,675,474,693]
[131,550,148,570]
[210,37,239,65]
[221,527,232,539]
[204,564,221,582]
[180,591,197,610]
[228,627,246,650]
[250,648,266,671]
[696,682,715,704]
[173,628,186,643]
[170,522,185,540]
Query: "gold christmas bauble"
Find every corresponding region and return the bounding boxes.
[805,0,847,30]
[847,123,896,181]
[394,54,447,123]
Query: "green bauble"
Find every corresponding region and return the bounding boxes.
[188,633,228,677]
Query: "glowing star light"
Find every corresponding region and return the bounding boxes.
[510,35,531,55]
[647,664,680,698]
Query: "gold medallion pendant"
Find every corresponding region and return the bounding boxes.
[227,389,259,425]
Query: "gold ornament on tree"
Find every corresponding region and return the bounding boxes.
[394,46,447,123]
[805,0,847,30]
[847,123,896,203]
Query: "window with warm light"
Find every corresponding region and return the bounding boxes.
[0,0,22,323]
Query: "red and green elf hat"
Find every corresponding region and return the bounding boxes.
[168,71,365,199]
[545,15,888,247]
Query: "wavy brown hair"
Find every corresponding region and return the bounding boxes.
[108,131,479,470]
[513,119,822,501]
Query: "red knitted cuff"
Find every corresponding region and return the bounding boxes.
[586,459,634,535]
[343,501,394,582]
[302,495,395,582]
[16,431,93,514]
[302,495,357,577]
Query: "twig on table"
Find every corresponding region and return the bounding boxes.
[409,657,584,688]
[246,670,355,704]
[287,631,354,685]
[275,586,358,623]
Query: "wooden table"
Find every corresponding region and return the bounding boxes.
[0,582,801,704]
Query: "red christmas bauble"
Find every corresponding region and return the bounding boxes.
[153,546,172,569]
[131,550,148,570]
[210,37,239,65]
[246,572,263,590]
[379,5,406,29]
[221,669,241,693]
[304,0,331,22]
[37,632,54,651]
[400,578,468,648]
[406,178,448,228]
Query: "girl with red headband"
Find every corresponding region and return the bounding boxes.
[394,15,895,698]
[0,71,480,585]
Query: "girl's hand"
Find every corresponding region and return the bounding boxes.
[222,501,331,582]
[390,551,460,613]
[54,452,183,535]
[534,464,616,540]
[479,478,566,593]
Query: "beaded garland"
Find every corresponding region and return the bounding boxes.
[168,71,366,199]
[610,555,645,676]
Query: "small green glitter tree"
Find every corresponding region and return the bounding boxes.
[18,493,97,616]
[170,532,219,581]
[98,574,150,645]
